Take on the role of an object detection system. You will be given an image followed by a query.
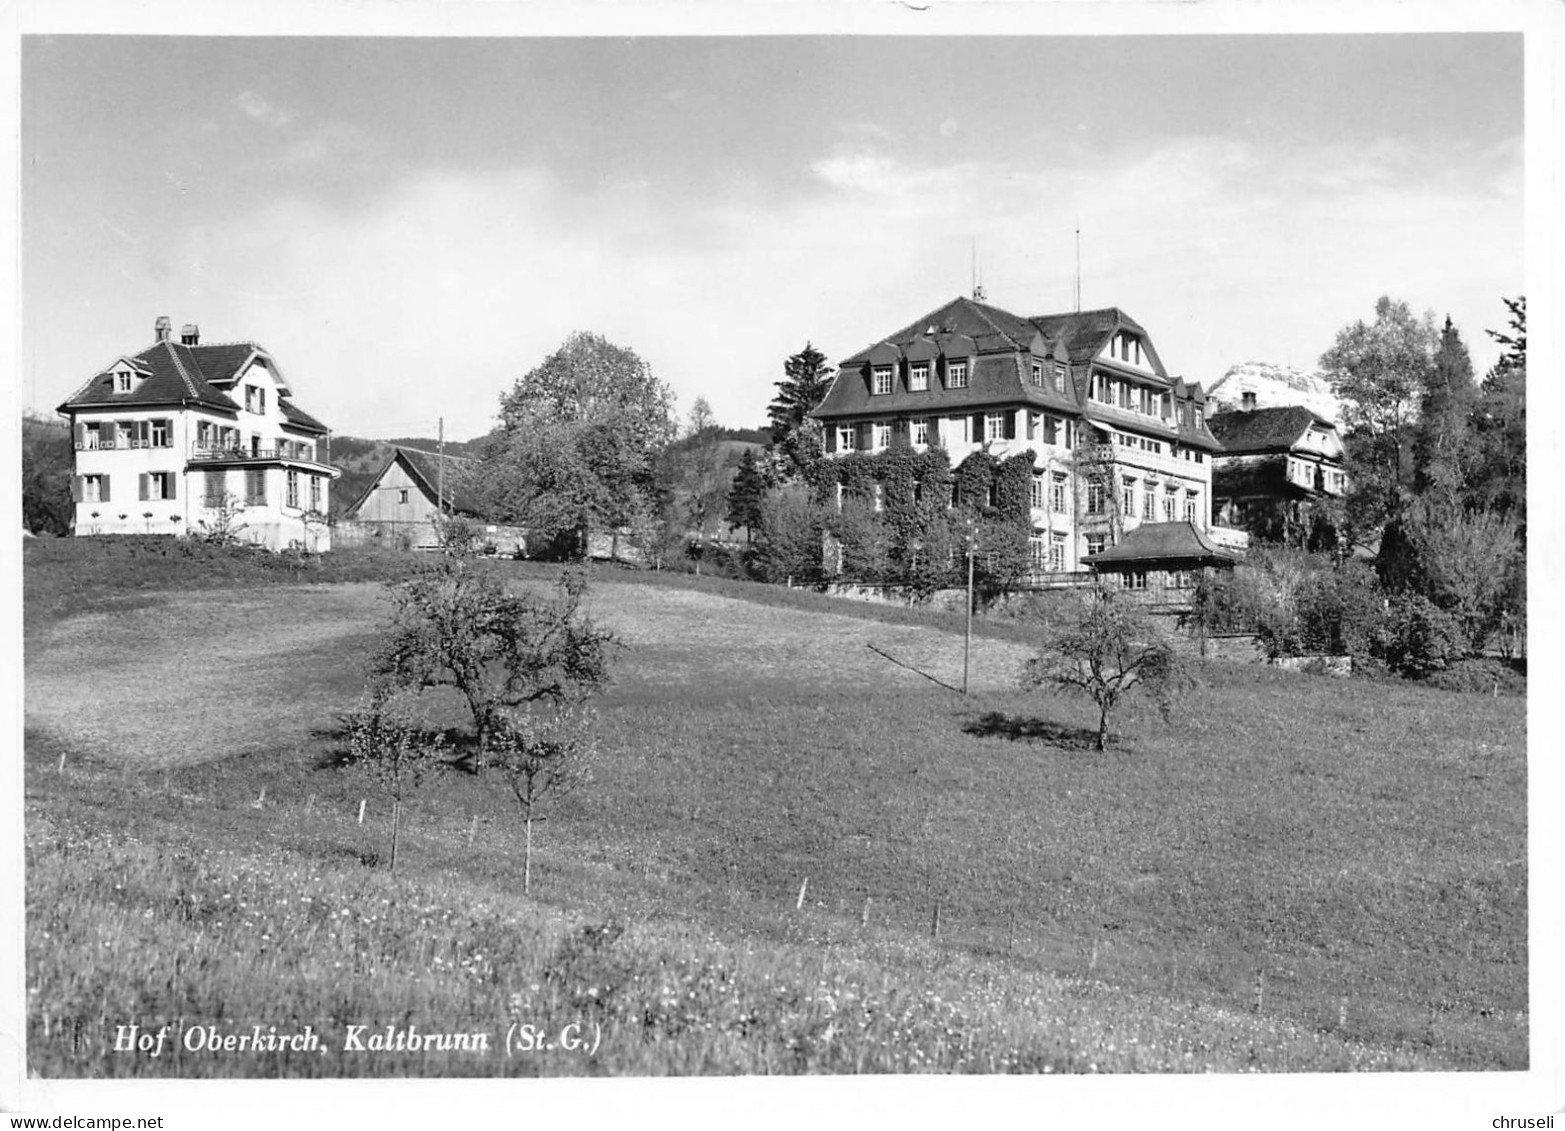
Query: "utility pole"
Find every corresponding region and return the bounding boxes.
[963,520,976,695]
[437,416,445,514]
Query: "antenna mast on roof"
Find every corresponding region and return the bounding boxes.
[970,237,986,302]
[1074,221,1081,313]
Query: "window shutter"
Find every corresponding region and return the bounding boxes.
[139,473,148,501]
[928,416,940,444]
[824,425,836,454]
[167,475,177,501]
[102,475,111,503]
[102,421,117,447]
[1026,413,1036,441]
[1004,412,1017,440]
[972,412,984,440]
[72,476,83,503]
[73,422,85,447]
[857,422,871,451]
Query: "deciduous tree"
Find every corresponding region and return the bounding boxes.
[1319,297,1438,541]
[481,332,676,556]
[370,554,614,754]
[1023,589,1188,751]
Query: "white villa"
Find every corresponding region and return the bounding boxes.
[57,316,340,551]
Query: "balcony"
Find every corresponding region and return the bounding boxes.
[188,446,326,468]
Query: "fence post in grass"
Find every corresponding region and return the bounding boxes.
[931,900,942,940]
[57,750,66,774]
[305,793,316,814]
[1252,968,1265,1014]
[1089,939,1098,972]
[1338,995,1348,1031]
[358,798,367,825]
[860,897,871,928]
[796,877,809,911]
[468,814,478,846]
[253,785,266,808]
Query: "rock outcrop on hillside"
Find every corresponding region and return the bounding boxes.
[1207,362,1343,424]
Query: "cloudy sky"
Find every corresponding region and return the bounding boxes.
[22,33,1522,441]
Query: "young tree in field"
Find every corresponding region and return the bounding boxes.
[725,449,767,543]
[346,688,447,873]
[370,554,614,755]
[1318,297,1438,541]
[768,342,834,476]
[481,332,676,557]
[1023,589,1188,751]
[487,702,598,895]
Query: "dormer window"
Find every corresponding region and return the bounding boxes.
[114,370,133,394]
[246,385,267,414]
[909,363,929,392]
[871,366,893,395]
[1052,364,1067,393]
[1195,408,1205,429]
[1030,361,1044,387]
[946,360,968,389]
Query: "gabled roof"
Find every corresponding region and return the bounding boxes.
[1207,405,1335,454]
[187,342,268,386]
[59,339,239,414]
[279,399,330,435]
[59,330,331,434]
[1085,521,1242,567]
[347,446,484,518]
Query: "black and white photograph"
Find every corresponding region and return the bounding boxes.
[6,3,1558,1128]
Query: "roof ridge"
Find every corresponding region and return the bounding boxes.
[161,341,202,400]
[398,444,476,462]
[189,339,263,350]
[965,298,1026,348]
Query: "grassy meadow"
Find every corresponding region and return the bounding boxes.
[22,539,1528,1076]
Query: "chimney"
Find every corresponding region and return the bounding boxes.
[181,324,200,346]
[154,316,171,343]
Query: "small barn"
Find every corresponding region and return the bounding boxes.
[340,446,491,550]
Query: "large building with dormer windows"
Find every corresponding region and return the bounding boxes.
[811,295,1222,575]
[57,316,341,551]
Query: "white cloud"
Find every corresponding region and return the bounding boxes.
[235,90,295,129]
[166,131,1520,440]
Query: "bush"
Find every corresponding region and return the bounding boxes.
[1422,657,1526,696]
[1378,594,1468,677]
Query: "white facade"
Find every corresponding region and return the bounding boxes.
[64,332,337,551]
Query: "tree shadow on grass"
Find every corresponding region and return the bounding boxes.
[963,711,1102,750]
[307,720,480,772]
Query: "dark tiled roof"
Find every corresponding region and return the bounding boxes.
[1028,307,1147,366]
[59,340,238,414]
[279,399,329,435]
[1086,521,1241,567]
[839,296,1041,366]
[1207,406,1331,454]
[395,446,484,517]
[186,342,263,385]
[61,334,333,436]
[816,353,1041,419]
